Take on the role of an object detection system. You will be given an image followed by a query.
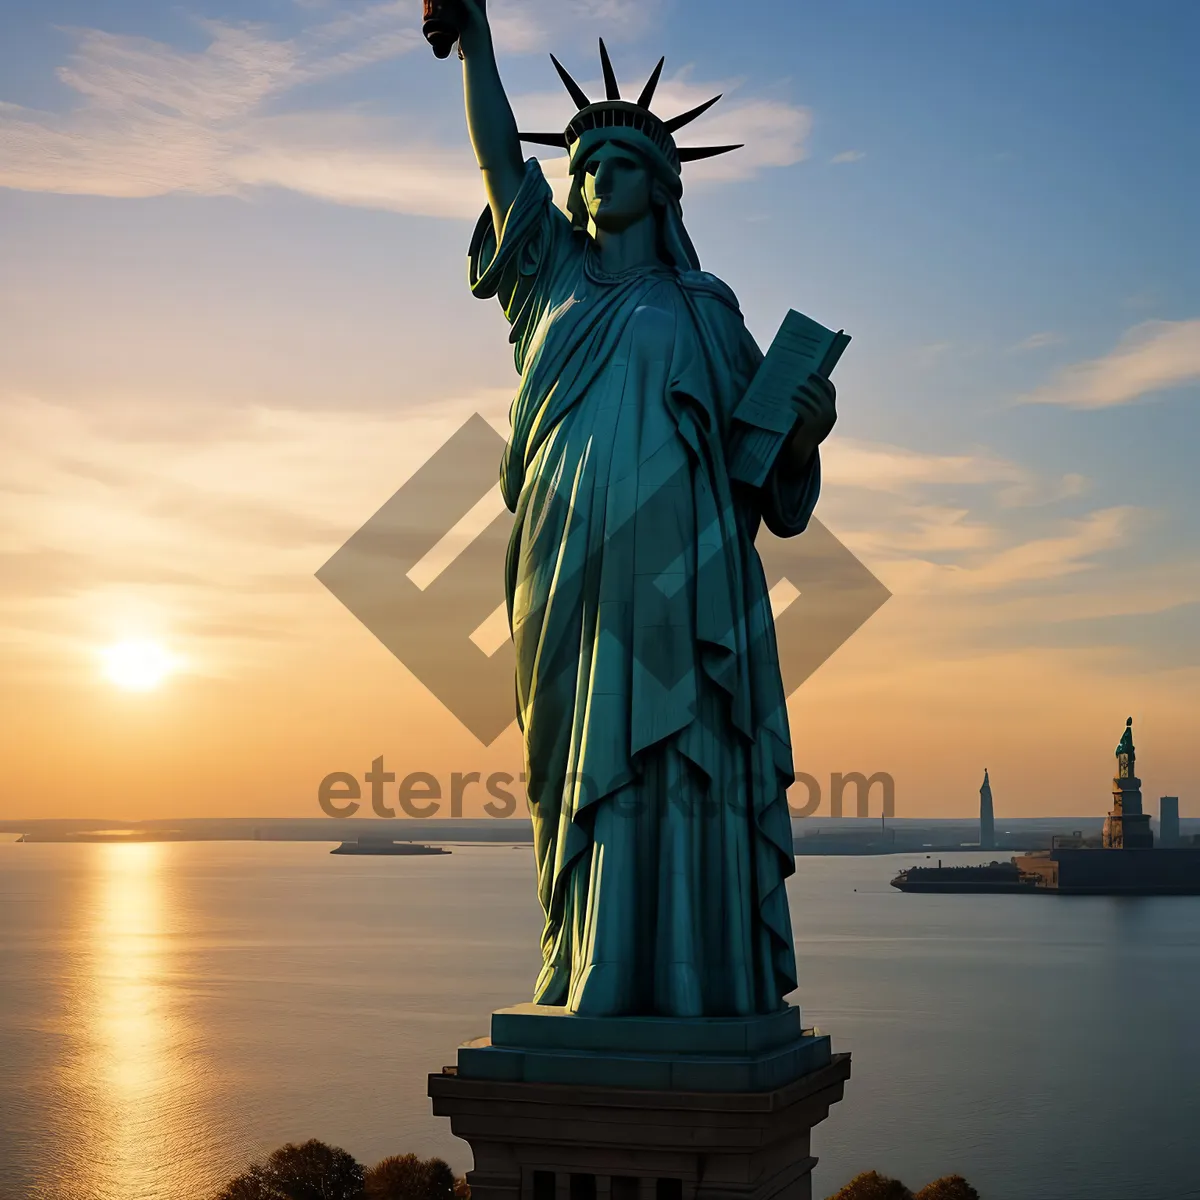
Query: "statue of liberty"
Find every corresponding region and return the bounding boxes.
[453,0,838,1019]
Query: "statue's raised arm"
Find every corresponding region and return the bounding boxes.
[457,0,525,235]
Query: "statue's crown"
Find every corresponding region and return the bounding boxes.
[518,40,742,173]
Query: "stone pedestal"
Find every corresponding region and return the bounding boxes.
[428,1006,850,1200]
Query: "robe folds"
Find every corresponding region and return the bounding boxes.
[469,160,820,1017]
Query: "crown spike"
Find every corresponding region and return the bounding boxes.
[519,131,571,148]
[677,144,742,162]
[598,39,621,101]
[550,54,592,110]
[637,57,666,109]
[664,94,723,134]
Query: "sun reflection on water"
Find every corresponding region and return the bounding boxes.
[58,843,213,1200]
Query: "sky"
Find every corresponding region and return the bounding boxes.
[1,0,1197,822]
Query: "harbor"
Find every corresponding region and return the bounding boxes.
[892,719,1200,896]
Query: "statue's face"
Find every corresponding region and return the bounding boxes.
[582,145,657,232]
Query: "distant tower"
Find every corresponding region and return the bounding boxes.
[1102,718,1154,849]
[1159,796,1180,847]
[979,768,995,850]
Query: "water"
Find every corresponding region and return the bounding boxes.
[1,841,1198,1200]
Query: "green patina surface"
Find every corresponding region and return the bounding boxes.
[458,27,832,1021]
[472,162,818,1019]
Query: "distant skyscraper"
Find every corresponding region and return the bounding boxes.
[1103,717,1154,849]
[980,768,995,849]
[1160,796,1180,847]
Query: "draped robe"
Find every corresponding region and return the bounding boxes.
[470,161,820,1018]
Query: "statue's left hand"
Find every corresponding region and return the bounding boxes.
[783,373,837,472]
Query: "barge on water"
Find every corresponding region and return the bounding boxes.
[890,860,1039,894]
[892,848,1200,895]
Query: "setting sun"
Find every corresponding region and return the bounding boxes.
[101,640,175,692]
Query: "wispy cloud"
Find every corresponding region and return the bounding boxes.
[817,436,1129,606]
[830,149,864,164]
[0,393,1139,692]
[482,0,661,49]
[910,341,953,369]
[0,15,429,201]
[0,7,806,214]
[840,502,1141,612]
[565,0,658,34]
[943,506,1136,592]
[228,112,485,216]
[822,440,1024,494]
[1010,331,1064,351]
[1019,319,1200,408]
[825,435,1096,520]
[0,389,510,675]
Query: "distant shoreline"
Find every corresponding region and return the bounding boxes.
[6,815,1193,855]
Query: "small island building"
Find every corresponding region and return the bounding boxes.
[1159,796,1180,846]
[1102,718,1153,849]
[979,768,995,850]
